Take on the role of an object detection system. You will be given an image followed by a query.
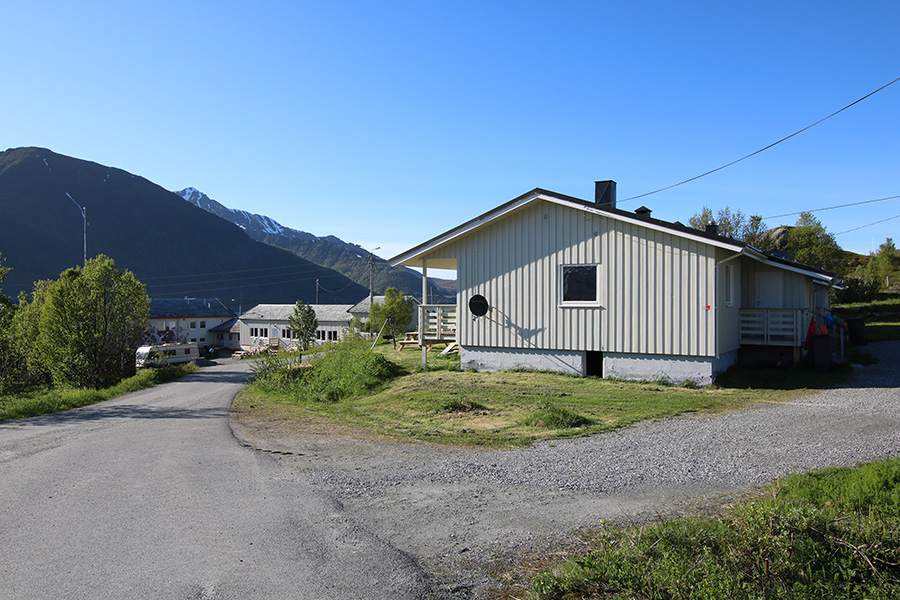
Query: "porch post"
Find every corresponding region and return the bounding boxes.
[421,260,428,366]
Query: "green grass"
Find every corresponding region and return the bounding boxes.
[0,364,198,422]
[861,322,900,343]
[238,340,856,448]
[529,458,900,600]
[834,297,900,320]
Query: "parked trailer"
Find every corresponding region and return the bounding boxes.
[135,343,200,368]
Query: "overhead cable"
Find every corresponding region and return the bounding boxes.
[834,213,900,236]
[620,76,900,203]
[763,195,900,220]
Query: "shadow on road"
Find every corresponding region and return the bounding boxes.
[0,404,231,429]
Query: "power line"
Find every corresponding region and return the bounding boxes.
[834,213,900,236]
[620,76,900,203]
[762,195,900,220]
[138,261,325,281]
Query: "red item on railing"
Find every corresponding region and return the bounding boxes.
[804,317,816,350]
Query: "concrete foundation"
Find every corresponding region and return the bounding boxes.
[460,346,739,385]
[603,350,739,386]
[460,346,584,375]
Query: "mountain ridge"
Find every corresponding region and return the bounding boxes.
[175,187,455,303]
[0,147,368,310]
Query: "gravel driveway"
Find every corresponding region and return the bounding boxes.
[232,340,900,598]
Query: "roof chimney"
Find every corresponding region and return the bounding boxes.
[705,222,718,235]
[594,180,616,209]
[635,206,652,219]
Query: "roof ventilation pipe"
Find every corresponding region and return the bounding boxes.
[635,206,652,219]
[594,180,616,209]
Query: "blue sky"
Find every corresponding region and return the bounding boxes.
[2,1,897,268]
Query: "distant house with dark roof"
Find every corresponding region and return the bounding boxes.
[390,181,838,384]
[146,298,237,348]
[348,294,420,330]
[238,303,357,350]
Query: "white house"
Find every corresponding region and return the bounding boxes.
[146,298,237,349]
[390,182,838,384]
[238,303,356,350]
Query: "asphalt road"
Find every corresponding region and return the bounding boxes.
[0,361,441,600]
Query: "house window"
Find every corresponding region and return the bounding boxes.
[190,321,197,328]
[561,265,598,304]
[199,321,206,328]
[283,328,293,339]
[262,328,268,337]
[724,264,734,307]
[250,327,258,337]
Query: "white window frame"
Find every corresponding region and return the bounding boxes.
[559,264,601,307]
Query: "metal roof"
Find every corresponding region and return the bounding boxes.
[149,298,236,319]
[239,304,355,323]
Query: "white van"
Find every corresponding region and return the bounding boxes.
[135,343,200,368]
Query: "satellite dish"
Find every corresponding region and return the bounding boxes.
[469,294,489,317]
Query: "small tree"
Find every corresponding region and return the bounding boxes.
[289,300,318,351]
[863,238,900,289]
[786,212,843,273]
[36,255,149,389]
[369,287,415,337]
[689,206,748,239]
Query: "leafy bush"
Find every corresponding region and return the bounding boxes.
[299,341,401,402]
[250,341,403,403]
[250,352,307,393]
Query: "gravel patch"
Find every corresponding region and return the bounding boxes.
[232,340,900,598]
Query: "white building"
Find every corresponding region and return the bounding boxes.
[390,182,837,384]
[238,303,356,351]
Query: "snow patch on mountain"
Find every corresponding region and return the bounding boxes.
[174,187,318,242]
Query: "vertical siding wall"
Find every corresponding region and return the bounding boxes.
[741,260,812,309]
[600,218,717,357]
[448,200,718,357]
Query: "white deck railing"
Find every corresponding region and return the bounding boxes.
[418,304,457,343]
[739,309,809,346]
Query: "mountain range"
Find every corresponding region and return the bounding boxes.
[0,147,377,310]
[175,188,454,302]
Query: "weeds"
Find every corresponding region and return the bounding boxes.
[530,458,900,600]
[251,340,403,403]
[521,403,592,429]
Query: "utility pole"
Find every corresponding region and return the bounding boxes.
[367,246,381,307]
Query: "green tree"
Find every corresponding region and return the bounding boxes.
[742,215,773,251]
[786,212,843,273]
[863,238,900,289]
[36,255,149,389]
[288,300,318,351]
[369,287,416,337]
[689,205,748,239]
[6,282,53,387]
[0,253,20,391]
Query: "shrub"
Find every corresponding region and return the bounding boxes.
[521,403,592,429]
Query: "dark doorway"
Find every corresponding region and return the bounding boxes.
[585,351,603,377]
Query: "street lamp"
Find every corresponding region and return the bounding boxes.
[367,246,381,307]
[65,193,86,266]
